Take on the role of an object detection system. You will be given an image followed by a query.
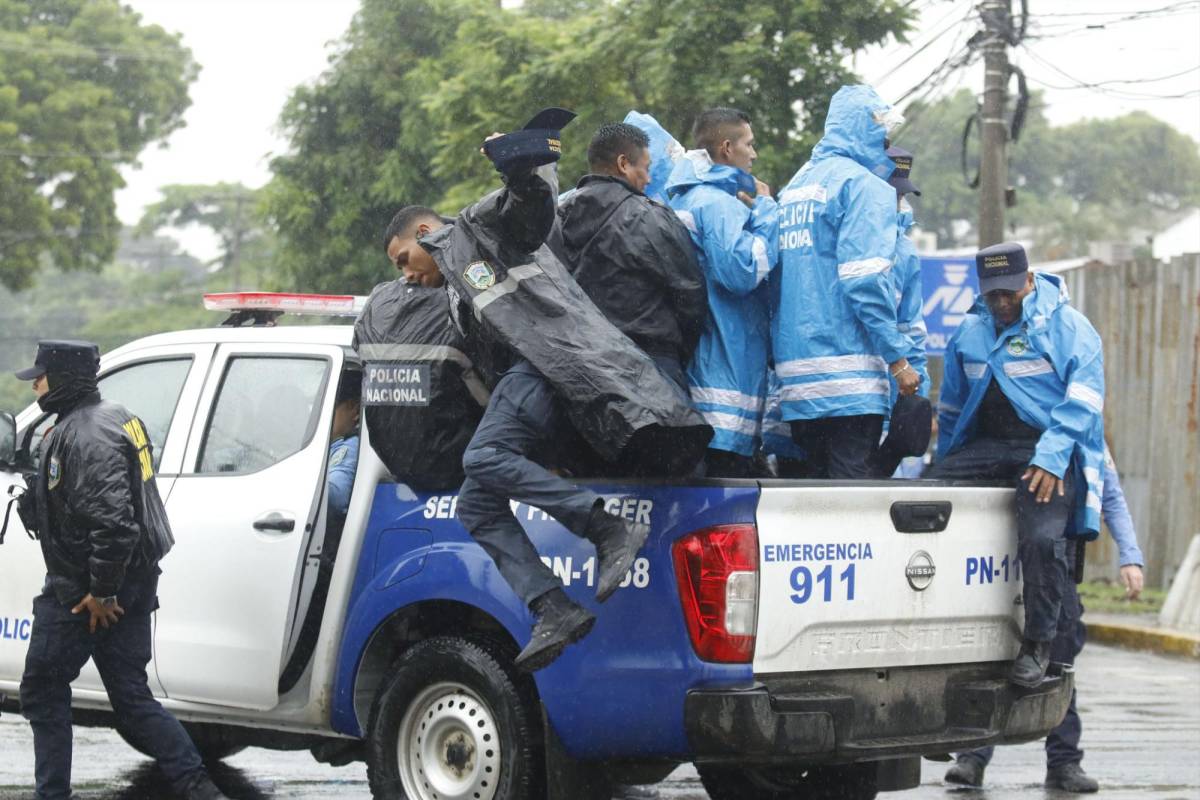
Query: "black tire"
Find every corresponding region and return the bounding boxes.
[698,763,878,800]
[116,721,245,762]
[366,636,542,800]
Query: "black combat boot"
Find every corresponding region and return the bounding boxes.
[1009,638,1052,687]
[945,755,986,788]
[586,507,651,603]
[515,588,596,673]
[179,771,232,800]
[1045,763,1099,793]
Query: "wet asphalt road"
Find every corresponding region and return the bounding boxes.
[0,643,1196,799]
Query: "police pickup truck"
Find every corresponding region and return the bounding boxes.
[0,293,1072,800]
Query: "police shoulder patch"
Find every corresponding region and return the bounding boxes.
[463,261,496,291]
[1006,337,1028,356]
[47,456,62,490]
[330,446,349,468]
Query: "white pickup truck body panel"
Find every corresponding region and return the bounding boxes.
[754,485,1023,675]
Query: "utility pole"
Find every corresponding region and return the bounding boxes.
[978,0,1011,247]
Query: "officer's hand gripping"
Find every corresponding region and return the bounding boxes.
[890,359,920,396]
[72,594,125,634]
[1021,466,1064,504]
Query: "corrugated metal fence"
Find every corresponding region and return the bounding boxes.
[1059,254,1200,588]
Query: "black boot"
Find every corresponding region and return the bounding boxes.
[178,771,232,800]
[1045,763,1099,793]
[515,588,596,673]
[945,755,986,788]
[586,507,651,603]
[1010,638,1052,687]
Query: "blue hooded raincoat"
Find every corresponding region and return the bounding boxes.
[891,204,930,401]
[771,85,913,422]
[937,272,1106,538]
[668,150,780,456]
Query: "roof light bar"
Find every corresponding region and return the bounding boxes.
[203,292,367,317]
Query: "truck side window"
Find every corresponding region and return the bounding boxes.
[25,357,192,471]
[197,356,328,475]
[99,358,192,470]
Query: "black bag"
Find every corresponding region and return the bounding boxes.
[353,281,489,490]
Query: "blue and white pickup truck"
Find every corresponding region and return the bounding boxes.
[0,294,1072,800]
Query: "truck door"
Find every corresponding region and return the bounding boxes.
[0,345,210,697]
[153,343,342,710]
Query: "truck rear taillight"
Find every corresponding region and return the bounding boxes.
[672,523,759,663]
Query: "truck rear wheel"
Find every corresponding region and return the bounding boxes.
[698,763,878,800]
[366,636,541,800]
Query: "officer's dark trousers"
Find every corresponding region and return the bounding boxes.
[960,547,1087,769]
[925,437,1074,644]
[457,361,601,607]
[789,414,884,479]
[20,572,204,800]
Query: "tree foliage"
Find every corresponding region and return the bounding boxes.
[0,0,198,290]
[265,0,914,294]
[136,182,276,288]
[894,89,1200,257]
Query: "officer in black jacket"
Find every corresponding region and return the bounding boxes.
[14,341,228,800]
[554,122,707,390]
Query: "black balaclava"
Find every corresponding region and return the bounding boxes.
[37,371,100,415]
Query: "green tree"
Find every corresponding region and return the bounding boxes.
[894,90,1200,257]
[136,183,276,289]
[0,0,198,290]
[265,0,914,294]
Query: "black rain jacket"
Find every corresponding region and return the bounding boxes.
[420,168,713,475]
[554,174,707,364]
[35,395,174,605]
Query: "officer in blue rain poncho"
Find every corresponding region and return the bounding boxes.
[667,108,780,477]
[771,85,920,479]
[928,242,1106,689]
[870,145,932,478]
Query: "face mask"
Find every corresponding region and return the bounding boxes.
[873,106,906,136]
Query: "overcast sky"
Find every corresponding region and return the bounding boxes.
[117,0,1200,260]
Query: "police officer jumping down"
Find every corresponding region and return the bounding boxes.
[927,244,1106,688]
[14,341,229,800]
[382,110,711,673]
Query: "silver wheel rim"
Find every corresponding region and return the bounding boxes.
[397,682,502,800]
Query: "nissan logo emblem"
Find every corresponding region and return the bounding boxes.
[905,550,936,591]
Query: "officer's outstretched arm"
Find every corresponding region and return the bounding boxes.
[1100,454,1142,567]
[698,194,779,296]
[835,176,910,366]
[489,167,558,253]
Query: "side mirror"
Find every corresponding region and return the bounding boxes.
[0,412,15,470]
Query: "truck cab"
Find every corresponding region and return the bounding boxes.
[0,293,1073,800]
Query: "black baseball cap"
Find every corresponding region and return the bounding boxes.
[976,242,1030,294]
[886,145,920,196]
[14,340,101,381]
[482,107,577,175]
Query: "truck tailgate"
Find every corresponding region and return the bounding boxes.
[754,484,1023,674]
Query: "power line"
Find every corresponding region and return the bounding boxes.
[1022,64,1200,92]
[1020,45,1200,101]
[868,0,974,86]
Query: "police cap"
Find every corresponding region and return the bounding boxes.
[976,242,1030,294]
[482,107,577,176]
[886,145,920,196]
[14,340,101,381]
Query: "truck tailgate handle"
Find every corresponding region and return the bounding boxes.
[890,501,951,533]
[253,512,296,533]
